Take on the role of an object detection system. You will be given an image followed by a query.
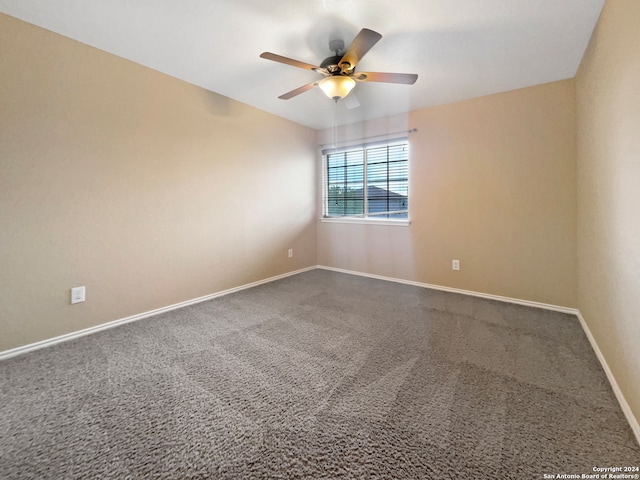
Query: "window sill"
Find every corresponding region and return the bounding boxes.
[320,217,411,227]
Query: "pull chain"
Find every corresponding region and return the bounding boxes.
[331,98,338,148]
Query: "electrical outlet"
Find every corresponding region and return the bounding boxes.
[288,248,293,258]
[452,260,460,271]
[71,286,86,304]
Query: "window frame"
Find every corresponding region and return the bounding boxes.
[321,138,411,226]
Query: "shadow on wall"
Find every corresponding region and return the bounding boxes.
[198,90,236,117]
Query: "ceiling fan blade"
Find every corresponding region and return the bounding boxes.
[278,81,319,100]
[344,92,360,110]
[339,28,382,72]
[354,72,418,84]
[260,52,320,72]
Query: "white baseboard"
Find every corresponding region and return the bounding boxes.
[317,264,640,447]
[0,266,316,362]
[316,265,578,314]
[573,311,640,446]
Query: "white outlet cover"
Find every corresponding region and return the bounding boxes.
[71,286,86,304]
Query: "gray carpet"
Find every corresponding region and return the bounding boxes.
[1,269,638,479]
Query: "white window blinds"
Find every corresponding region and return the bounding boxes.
[324,139,409,219]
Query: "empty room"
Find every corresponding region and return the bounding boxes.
[1,0,639,478]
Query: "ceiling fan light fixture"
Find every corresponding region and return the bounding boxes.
[319,75,356,100]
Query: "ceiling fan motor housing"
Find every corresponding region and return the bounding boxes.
[320,55,345,74]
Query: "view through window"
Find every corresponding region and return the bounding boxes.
[324,139,409,220]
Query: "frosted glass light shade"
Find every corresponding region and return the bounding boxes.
[319,76,356,100]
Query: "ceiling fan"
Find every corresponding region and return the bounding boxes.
[260,28,418,101]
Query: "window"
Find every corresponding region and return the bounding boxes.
[323,139,409,222]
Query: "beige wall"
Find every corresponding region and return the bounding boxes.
[0,14,317,351]
[576,1,640,428]
[318,80,577,307]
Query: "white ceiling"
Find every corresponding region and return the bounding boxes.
[1,0,604,130]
